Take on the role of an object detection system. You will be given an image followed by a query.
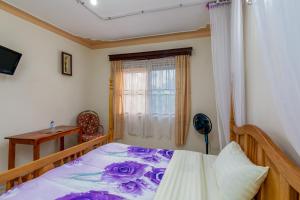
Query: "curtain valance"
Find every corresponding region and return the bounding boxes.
[109,47,192,61]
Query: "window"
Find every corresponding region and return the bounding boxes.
[123,58,175,139]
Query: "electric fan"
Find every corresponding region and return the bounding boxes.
[193,113,212,154]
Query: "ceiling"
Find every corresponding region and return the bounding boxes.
[4,0,210,41]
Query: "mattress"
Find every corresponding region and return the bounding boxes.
[203,154,221,200]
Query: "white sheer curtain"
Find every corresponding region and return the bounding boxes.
[231,0,246,126]
[253,0,300,156]
[123,57,176,140]
[209,3,232,148]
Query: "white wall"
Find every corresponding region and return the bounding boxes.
[244,6,300,164]
[0,10,92,172]
[88,38,220,154]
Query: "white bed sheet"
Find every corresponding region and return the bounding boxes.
[154,150,221,200]
[203,154,222,200]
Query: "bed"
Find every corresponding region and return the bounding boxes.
[1,122,300,200]
[0,138,220,200]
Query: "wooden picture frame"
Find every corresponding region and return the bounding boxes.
[61,52,72,76]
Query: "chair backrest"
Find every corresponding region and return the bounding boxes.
[77,110,101,135]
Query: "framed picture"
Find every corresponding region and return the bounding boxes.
[61,52,72,76]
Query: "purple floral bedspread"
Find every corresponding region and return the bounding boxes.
[0,143,174,200]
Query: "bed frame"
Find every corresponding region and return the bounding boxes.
[1,126,299,199]
[229,110,300,200]
[1,86,300,199]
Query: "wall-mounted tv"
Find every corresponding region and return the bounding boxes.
[0,45,22,75]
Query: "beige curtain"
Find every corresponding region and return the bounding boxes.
[175,55,191,146]
[111,60,125,140]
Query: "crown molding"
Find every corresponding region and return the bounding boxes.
[90,26,210,49]
[0,1,93,48]
[0,1,211,50]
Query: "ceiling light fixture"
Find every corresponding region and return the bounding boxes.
[90,0,98,6]
[245,0,253,5]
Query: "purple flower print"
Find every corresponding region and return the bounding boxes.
[66,158,83,166]
[127,146,157,157]
[103,161,147,181]
[56,190,124,200]
[118,179,147,195]
[144,168,166,185]
[142,155,161,163]
[158,149,174,160]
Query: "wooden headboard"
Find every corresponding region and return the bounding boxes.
[231,124,300,200]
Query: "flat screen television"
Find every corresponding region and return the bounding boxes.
[0,45,22,75]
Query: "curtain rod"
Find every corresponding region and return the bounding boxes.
[77,0,252,21]
[207,0,231,8]
[76,0,211,21]
[109,47,192,61]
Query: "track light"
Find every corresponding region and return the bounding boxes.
[90,0,98,6]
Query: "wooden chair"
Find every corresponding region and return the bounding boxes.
[77,110,104,142]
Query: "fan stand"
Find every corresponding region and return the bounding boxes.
[193,113,212,155]
[204,133,209,154]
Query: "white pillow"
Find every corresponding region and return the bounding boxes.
[214,142,269,200]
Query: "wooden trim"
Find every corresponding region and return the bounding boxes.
[108,78,114,141]
[91,27,211,49]
[0,1,211,49]
[230,96,236,141]
[109,47,192,61]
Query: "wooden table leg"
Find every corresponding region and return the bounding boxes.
[78,129,83,144]
[33,143,40,160]
[60,137,65,151]
[8,140,16,170]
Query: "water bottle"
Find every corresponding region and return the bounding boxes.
[50,121,55,132]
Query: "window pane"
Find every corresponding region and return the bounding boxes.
[149,69,175,115]
[124,68,146,115]
[123,58,175,139]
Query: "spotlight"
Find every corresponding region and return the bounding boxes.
[90,0,98,6]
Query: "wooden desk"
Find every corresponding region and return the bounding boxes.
[5,126,82,169]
